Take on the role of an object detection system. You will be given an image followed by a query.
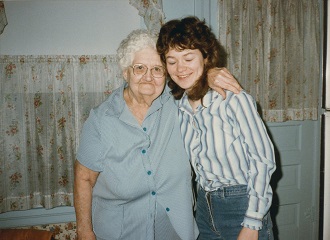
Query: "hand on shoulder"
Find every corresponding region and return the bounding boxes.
[207,67,242,99]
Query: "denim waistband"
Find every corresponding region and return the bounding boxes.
[199,184,247,198]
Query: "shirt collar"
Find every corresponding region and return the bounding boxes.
[177,89,223,113]
[105,82,170,119]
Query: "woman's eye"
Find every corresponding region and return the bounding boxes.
[154,67,163,72]
[167,61,176,65]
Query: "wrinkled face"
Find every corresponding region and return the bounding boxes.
[165,48,206,92]
[123,47,166,99]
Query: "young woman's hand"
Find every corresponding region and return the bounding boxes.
[237,227,258,240]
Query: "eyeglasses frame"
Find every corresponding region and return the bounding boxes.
[129,64,166,78]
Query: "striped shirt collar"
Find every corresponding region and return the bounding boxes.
[177,89,224,113]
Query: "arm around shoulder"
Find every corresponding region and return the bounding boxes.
[207,67,242,99]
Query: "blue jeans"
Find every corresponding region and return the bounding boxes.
[196,185,274,240]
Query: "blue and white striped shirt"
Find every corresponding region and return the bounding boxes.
[176,89,276,230]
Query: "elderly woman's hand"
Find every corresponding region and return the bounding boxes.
[207,67,242,99]
[76,230,96,240]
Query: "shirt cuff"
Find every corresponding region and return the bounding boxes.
[241,216,263,230]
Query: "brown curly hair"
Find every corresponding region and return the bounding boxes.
[156,16,227,100]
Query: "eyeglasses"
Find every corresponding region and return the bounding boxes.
[129,64,165,78]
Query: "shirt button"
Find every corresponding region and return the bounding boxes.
[142,149,146,154]
[147,171,152,175]
[166,207,170,212]
[143,127,147,131]
[151,191,156,195]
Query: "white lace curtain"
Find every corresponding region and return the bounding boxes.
[0,55,123,212]
[218,0,321,122]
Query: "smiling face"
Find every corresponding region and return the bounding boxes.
[165,48,206,93]
[123,47,166,101]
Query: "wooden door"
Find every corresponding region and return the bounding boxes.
[268,121,320,240]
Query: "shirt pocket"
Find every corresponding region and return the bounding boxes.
[92,200,124,239]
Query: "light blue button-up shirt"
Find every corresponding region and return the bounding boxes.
[177,89,276,230]
[77,84,199,240]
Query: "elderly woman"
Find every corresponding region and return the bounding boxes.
[74,29,241,240]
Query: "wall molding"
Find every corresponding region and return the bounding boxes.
[0,207,76,229]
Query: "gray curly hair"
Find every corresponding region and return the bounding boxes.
[116,29,158,71]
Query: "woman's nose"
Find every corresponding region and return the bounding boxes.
[176,62,187,72]
[144,68,153,81]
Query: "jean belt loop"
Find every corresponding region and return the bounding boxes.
[220,187,225,198]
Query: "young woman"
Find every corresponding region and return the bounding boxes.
[157,16,276,240]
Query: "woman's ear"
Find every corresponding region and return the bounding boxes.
[123,69,128,81]
[204,57,208,65]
